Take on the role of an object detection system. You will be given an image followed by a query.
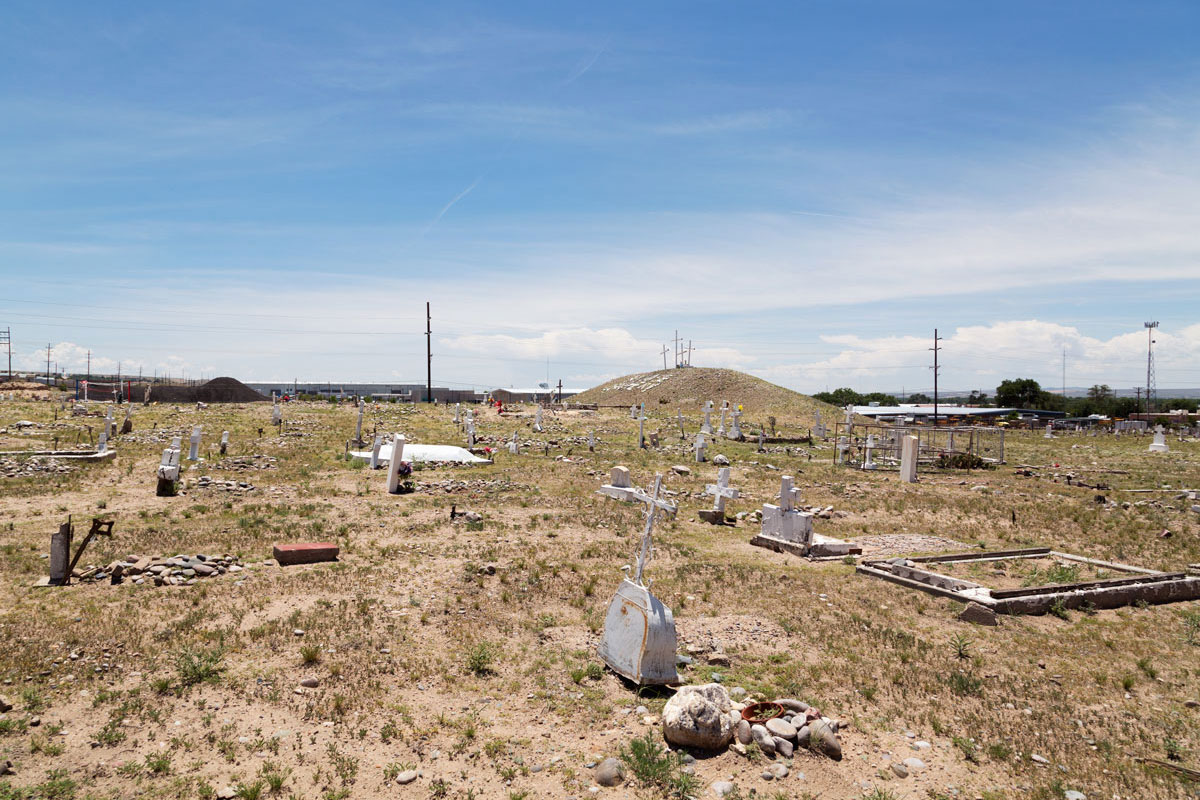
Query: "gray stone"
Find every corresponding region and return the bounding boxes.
[595,757,624,787]
[735,719,752,745]
[662,683,734,750]
[890,762,909,778]
[958,602,999,626]
[396,770,417,785]
[1063,792,1086,800]
[1031,753,1049,765]
[795,725,810,747]
[300,677,318,688]
[671,465,691,475]
[729,687,747,701]
[760,769,774,780]
[902,757,925,771]
[711,781,735,797]
[775,698,808,713]
[0,695,11,713]
[750,724,775,755]
[192,563,216,577]
[808,719,841,761]
[769,763,788,779]
[765,717,797,739]
[773,736,794,758]
[713,454,730,466]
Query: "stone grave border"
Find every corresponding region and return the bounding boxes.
[856,547,1200,615]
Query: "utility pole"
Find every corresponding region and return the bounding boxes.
[556,378,563,404]
[1,327,10,380]
[1144,321,1158,415]
[930,329,943,427]
[425,301,432,403]
[686,340,693,367]
[45,344,51,388]
[660,344,669,371]
[86,350,91,383]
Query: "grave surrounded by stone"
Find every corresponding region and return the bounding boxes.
[699,466,739,524]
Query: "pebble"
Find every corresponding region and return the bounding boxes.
[1064,792,1086,800]
[397,770,417,785]
[902,757,925,771]
[711,781,736,797]
[1031,753,1050,765]
[736,720,752,745]
[300,678,318,688]
[911,740,931,750]
[890,762,909,778]
[595,758,624,787]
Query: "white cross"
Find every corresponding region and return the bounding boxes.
[632,474,675,585]
[705,467,739,512]
[694,432,707,463]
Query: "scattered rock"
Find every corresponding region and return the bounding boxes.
[765,717,797,739]
[662,683,734,750]
[671,465,691,476]
[299,677,319,688]
[1064,791,1086,800]
[713,454,730,466]
[773,736,794,758]
[0,695,11,713]
[890,762,908,778]
[595,757,624,787]
[396,770,418,785]
[902,757,925,771]
[735,719,752,745]
[750,724,775,756]
[1031,753,1050,764]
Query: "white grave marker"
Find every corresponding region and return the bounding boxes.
[759,475,813,547]
[701,401,713,435]
[97,430,108,454]
[355,399,365,443]
[862,434,877,470]
[533,405,544,433]
[386,435,407,493]
[717,402,727,436]
[508,431,519,454]
[597,474,678,685]
[588,429,596,451]
[701,467,739,523]
[1044,423,1055,439]
[694,432,707,463]
[900,435,919,482]
[728,406,743,440]
[1149,425,1170,453]
[597,466,636,502]
[369,434,383,469]
[187,426,202,461]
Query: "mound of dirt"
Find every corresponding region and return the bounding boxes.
[0,380,50,392]
[140,377,268,404]
[571,368,841,422]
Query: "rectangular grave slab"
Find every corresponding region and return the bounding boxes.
[273,542,340,566]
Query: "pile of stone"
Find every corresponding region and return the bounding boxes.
[414,478,521,495]
[211,455,277,471]
[662,683,843,764]
[0,457,75,478]
[194,475,256,492]
[74,553,247,585]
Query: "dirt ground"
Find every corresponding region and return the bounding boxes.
[1,396,1198,800]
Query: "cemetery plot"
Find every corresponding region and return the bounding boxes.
[858,548,1200,615]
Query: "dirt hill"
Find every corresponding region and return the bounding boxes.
[571,368,843,424]
[141,377,269,404]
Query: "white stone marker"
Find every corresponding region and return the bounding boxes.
[465,418,476,448]
[717,401,727,436]
[369,434,383,469]
[701,401,714,435]
[386,435,407,493]
[863,434,877,470]
[728,406,743,440]
[588,429,596,451]
[121,405,133,434]
[630,404,638,419]
[814,410,826,438]
[836,435,849,465]
[705,467,739,516]
[97,430,108,454]
[1044,423,1055,439]
[355,399,365,443]
[508,431,519,454]
[757,428,766,452]
[533,405,544,433]
[187,426,202,461]
[597,466,637,502]
[844,405,854,437]
[157,440,181,495]
[759,475,813,547]
[219,431,229,455]
[694,432,707,463]
[105,406,115,438]
[271,396,282,426]
[900,435,919,483]
[454,403,461,424]
[677,409,686,439]
[1149,425,1170,453]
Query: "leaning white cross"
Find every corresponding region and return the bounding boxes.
[631,475,675,585]
[705,467,739,514]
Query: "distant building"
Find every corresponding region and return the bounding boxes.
[851,404,1066,423]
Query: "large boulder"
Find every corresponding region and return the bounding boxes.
[662,683,734,750]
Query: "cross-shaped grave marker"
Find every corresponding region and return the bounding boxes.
[694,432,707,463]
[187,426,202,461]
[757,474,813,547]
[728,405,743,440]
[508,431,519,454]
[533,405,544,433]
[701,401,713,435]
[700,466,739,524]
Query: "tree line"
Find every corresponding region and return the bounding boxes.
[813,380,1197,417]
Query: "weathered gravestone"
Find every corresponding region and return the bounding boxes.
[385,435,407,494]
[219,430,229,455]
[900,434,919,483]
[187,426,202,461]
[156,439,181,496]
[1149,425,1170,453]
[597,474,679,686]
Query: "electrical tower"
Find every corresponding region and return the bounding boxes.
[1144,321,1158,414]
[929,329,943,426]
[0,327,10,380]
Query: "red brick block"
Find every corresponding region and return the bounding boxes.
[273,542,340,566]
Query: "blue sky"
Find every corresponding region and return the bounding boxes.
[3,1,1200,394]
